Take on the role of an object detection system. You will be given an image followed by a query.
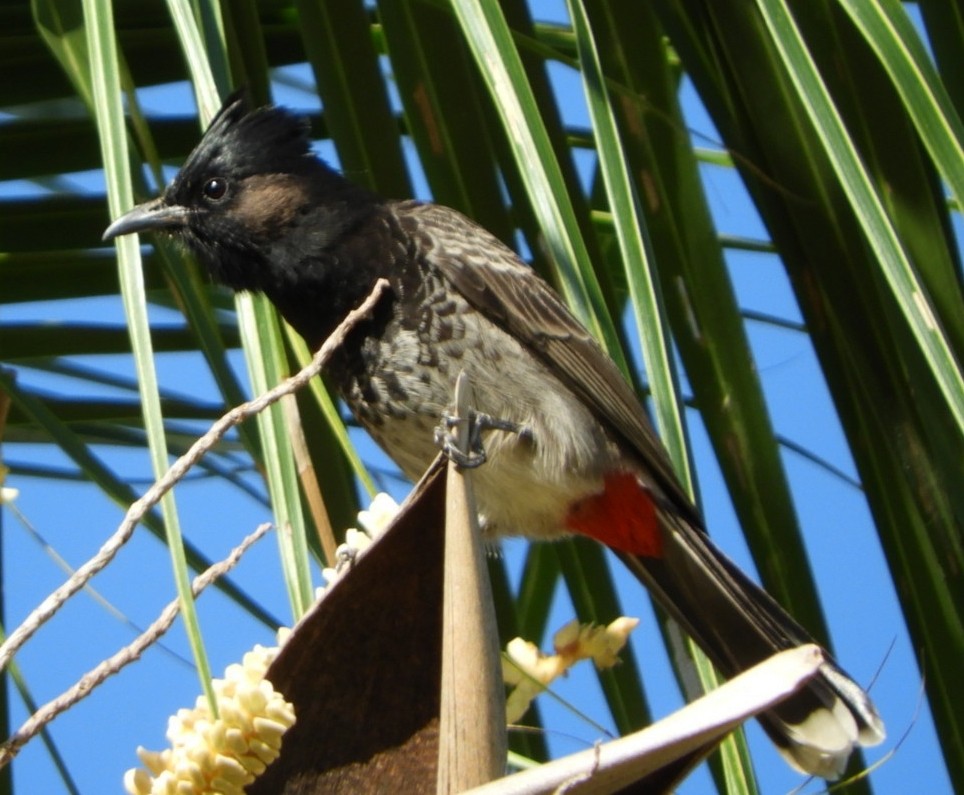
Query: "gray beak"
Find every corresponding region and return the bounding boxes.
[102,197,191,241]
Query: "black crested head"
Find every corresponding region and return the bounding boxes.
[104,91,379,294]
[173,89,315,192]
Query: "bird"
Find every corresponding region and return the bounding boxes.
[104,92,884,778]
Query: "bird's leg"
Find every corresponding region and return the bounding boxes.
[434,410,531,469]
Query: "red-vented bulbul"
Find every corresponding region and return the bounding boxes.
[104,94,884,778]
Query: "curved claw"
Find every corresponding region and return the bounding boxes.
[434,417,488,469]
[434,410,531,470]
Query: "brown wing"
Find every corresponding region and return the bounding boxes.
[398,201,696,519]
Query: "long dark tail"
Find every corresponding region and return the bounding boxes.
[617,512,885,779]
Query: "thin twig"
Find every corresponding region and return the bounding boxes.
[0,522,273,768]
[283,393,338,564]
[0,278,389,672]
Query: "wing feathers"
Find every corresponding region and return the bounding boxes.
[400,201,693,514]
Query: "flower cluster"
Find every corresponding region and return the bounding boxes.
[503,617,639,723]
[123,493,403,794]
[319,492,399,592]
[124,636,295,795]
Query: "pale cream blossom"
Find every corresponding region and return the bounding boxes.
[124,632,295,795]
[356,492,401,535]
[126,493,402,792]
[503,616,639,724]
[320,492,399,591]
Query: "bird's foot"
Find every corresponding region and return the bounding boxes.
[434,410,530,470]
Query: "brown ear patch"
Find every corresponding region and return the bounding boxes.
[233,173,310,239]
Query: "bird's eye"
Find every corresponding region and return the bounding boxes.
[202,177,228,201]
